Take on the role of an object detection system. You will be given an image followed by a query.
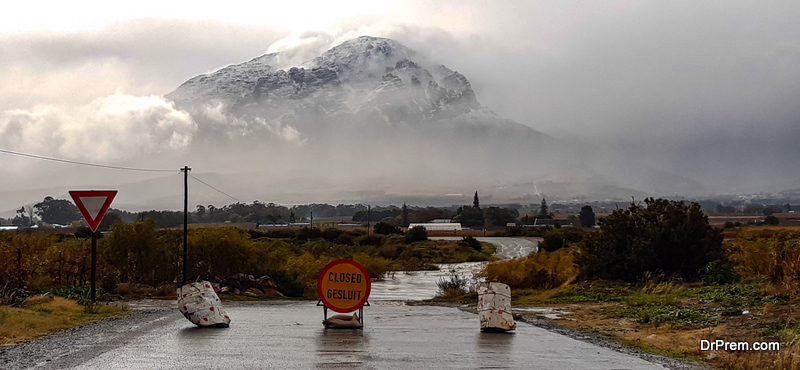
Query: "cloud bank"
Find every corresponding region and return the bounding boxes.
[0,94,196,162]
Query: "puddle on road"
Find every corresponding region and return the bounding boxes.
[513,307,572,320]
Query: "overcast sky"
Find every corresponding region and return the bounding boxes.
[1,1,799,209]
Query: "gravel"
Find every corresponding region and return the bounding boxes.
[0,308,175,370]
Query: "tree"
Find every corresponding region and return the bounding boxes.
[401,203,409,227]
[538,198,553,219]
[577,198,723,281]
[374,222,402,235]
[473,192,480,208]
[34,196,81,225]
[483,207,519,227]
[12,206,32,227]
[196,205,206,220]
[764,215,779,225]
[453,206,485,227]
[578,205,596,227]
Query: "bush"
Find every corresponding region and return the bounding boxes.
[351,253,390,279]
[373,222,402,235]
[460,236,482,251]
[101,270,120,294]
[356,235,383,246]
[483,248,578,290]
[335,233,355,246]
[541,228,585,252]
[320,228,344,241]
[577,198,723,282]
[700,261,740,285]
[296,227,322,241]
[405,226,428,244]
[764,215,780,225]
[436,271,469,298]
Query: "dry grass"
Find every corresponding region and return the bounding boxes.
[638,272,684,295]
[725,230,800,282]
[483,248,579,290]
[523,302,799,370]
[713,343,799,370]
[115,282,154,298]
[152,284,178,298]
[0,296,127,344]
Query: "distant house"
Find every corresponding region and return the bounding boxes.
[431,219,453,223]
[0,226,19,231]
[408,223,462,231]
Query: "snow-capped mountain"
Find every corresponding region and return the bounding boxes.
[168,36,500,128]
[163,36,645,202]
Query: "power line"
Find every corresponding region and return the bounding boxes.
[188,174,240,203]
[0,148,176,172]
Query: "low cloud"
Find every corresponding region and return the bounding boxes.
[0,94,197,162]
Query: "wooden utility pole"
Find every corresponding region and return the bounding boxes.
[181,166,191,286]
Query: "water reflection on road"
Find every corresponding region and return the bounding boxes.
[371,237,539,301]
[370,262,485,301]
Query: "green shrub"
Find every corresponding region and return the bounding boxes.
[700,261,740,285]
[577,198,723,282]
[405,226,428,244]
[541,228,585,252]
[373,222,402,235]
[460,236,482,251]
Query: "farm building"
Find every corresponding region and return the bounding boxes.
[408,223,463,231]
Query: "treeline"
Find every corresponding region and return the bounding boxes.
[0,221,491,298]
[2,196,536,230]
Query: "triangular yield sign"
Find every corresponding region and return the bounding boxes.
[69,190,117,232]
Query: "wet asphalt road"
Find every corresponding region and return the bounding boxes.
[55,302,667,370]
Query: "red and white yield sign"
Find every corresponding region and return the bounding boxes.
[69,190,117,232]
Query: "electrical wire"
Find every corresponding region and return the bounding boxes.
[0,148,176,172]
[188,174,240,203]
[1,147,244,205]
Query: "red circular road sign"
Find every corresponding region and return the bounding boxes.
[317,259,371,313]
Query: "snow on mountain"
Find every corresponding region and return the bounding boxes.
[160,36,653,202]
[167,36,491,128]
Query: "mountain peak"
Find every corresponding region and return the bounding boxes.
[168,35,484,125]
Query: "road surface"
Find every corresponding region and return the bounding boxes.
[5,302,669,370]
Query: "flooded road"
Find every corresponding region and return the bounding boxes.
[370,262,484,301]
[430,237,540,259]
[3,237,680,369]
[58,302,668,370]
[371,237,538,301]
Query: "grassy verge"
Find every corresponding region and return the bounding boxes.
[508,280,800,370]
[0,296,128,345]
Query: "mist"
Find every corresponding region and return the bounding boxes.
[1,2,799,215]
